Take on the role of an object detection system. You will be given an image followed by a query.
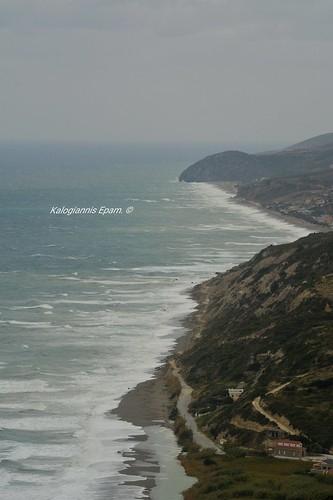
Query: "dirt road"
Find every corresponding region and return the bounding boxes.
[170,360,223,453]
[252,396,299,435]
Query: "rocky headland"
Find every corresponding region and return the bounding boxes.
[179,133,333,228]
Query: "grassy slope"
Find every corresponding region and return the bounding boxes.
[181,449,333,500]
[178,232,333,452]
[174,418,333,500]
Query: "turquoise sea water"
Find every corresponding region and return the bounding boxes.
[0,144,309,499]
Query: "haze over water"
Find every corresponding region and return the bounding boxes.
[0,144,308,499]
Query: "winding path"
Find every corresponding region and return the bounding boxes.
[252,396,299,435]
[252,373,310,435]
[170,360,223,454]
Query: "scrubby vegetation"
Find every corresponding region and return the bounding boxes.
[179,448,333,500]
[172,396,333,499]
[179,232,333,451]
[167,231,333,498]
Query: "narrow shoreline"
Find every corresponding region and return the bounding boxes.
[112,324,199,498]
[111,366,173,498]
[234,195,329,233]
[212,181,329,233]
[112,185,325,499]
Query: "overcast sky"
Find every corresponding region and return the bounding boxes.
[0,0,332,145]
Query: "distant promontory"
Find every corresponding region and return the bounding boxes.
[179,133,333,227]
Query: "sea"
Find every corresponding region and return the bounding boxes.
[0,143,309,500]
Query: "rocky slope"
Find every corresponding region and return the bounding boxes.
[177,231,333,453]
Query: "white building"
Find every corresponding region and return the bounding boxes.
[227,388,244,401]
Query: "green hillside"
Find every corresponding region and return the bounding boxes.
[177,231,333,453]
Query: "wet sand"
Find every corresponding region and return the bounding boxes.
[110,281,214,499]
[111,366,175,498]
[114,367,172,428]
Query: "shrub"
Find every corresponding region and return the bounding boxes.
[256,491,270,499]
[203,456,216,466]
[231,488,254,497]
[316,474,333,486]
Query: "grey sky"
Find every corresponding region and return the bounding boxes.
[0,0,332,145]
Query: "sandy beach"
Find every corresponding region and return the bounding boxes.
[112,277,220,498]
[112,365,181,498]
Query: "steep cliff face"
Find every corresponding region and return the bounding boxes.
[179,232,333,452]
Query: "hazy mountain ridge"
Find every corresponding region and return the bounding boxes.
[179,133,333,183]
[286,133,333,151]
[179,133,333,226]
[177,231,333,453]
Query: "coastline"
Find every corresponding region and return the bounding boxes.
[111,367,172,499]
[234,196,329,233]
[112,183,325,499]
[212,181,329,233]
[112,362,198,499]
[112,327,199,499]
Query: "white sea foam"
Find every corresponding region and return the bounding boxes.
[0,416,79,432]
[0,320,54,328]
[30,253,56,258]
[51,299,111,305]
[128,198,158,203]
[10,304,54,310]
[225,241,270,246]
[0,380,59,393]
[192,182,310,239]
[0,403,47,411]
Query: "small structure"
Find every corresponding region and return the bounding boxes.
[311,458,333,475]
[256,351,272,362]
[227,388,244,401]
[267,439,306,458]
[266,428,288,440]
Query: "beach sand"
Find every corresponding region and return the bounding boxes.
[115,367,171,428]
[112,366,175,498]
